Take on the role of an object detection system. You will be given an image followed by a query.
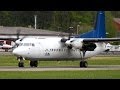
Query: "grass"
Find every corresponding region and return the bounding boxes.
[0,55,120,79]
[88,57,120,65]
[0,55,120,66]
[0,70,120,79]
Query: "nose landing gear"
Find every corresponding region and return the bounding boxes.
[17,56,24,67]
[17,56,38,67]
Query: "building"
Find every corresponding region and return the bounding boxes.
[0,26,69,45]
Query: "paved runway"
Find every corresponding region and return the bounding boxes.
[0,65,120,71]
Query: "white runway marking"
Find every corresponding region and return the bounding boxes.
[0,65,120,71]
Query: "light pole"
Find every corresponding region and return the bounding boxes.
[77,25,80,35]
[77,22,81,34]
[34,15,37,29]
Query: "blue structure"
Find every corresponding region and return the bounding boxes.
[75,11,106,38]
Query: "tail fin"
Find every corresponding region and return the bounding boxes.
[76,11,106,38]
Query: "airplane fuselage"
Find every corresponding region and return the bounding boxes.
[13,36,107,61]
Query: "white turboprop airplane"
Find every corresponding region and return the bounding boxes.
[3,11,120,68]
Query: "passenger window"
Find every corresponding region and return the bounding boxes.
[46,49,48,51]
[19,43,23,46]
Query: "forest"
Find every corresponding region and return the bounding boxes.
[0,11,119,37]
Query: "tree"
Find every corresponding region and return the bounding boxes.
[106,11,117,38]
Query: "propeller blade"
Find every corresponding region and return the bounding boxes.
[16,29,21,40]
[19,36,26,41]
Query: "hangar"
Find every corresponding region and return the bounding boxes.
[0,26,68,36]
[0,26,69,46]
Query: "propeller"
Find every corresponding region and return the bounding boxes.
[61,27,73,50]
[12,29,26,48]
[61,33,71,43]
[61,27,74,43]
[15,29,27,44]
[16,29,21,40]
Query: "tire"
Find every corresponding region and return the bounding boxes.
[18,62,24,67]
[30,61,34,67]
[34,61,38,67]
[80,61,88,68]
[30,61,38,67]
[83,61,88,68]
[80,61,83,67]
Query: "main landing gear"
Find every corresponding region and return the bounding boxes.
[79,50,88,68]
[30,61,38,67]
[80,61,88,68]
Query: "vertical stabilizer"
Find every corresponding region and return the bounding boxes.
[76,11,106,38]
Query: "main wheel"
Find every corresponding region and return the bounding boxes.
[34,61,38,67]
[18,62,24,67]
[80,61,84,67]
[30,61,38,67]
[30,61,34,67]
[83,61,88,68]
[80,61,88,68]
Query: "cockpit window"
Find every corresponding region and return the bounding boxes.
[19,43,35,47]
[19,43,23,46]
[24,43,29,46]
[70,40,75,43]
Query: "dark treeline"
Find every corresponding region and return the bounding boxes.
[0,11,96,30]
[0,11,119,37]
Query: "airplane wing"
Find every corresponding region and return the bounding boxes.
[64,38,120,50]
[83,38,120,43]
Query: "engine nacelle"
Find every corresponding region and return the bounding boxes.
[71,39,83,49]
[65,39,83,49]
[65,39,96,51]
[82,42,96,51]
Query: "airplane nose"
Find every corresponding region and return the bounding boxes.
[13,48,20,56]
[13,48,25,56]
[13,47,31,57]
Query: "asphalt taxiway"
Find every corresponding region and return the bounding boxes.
[0,65,120,71]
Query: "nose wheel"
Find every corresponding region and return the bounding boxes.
[17,56,24,67]
[18,62,24,67]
